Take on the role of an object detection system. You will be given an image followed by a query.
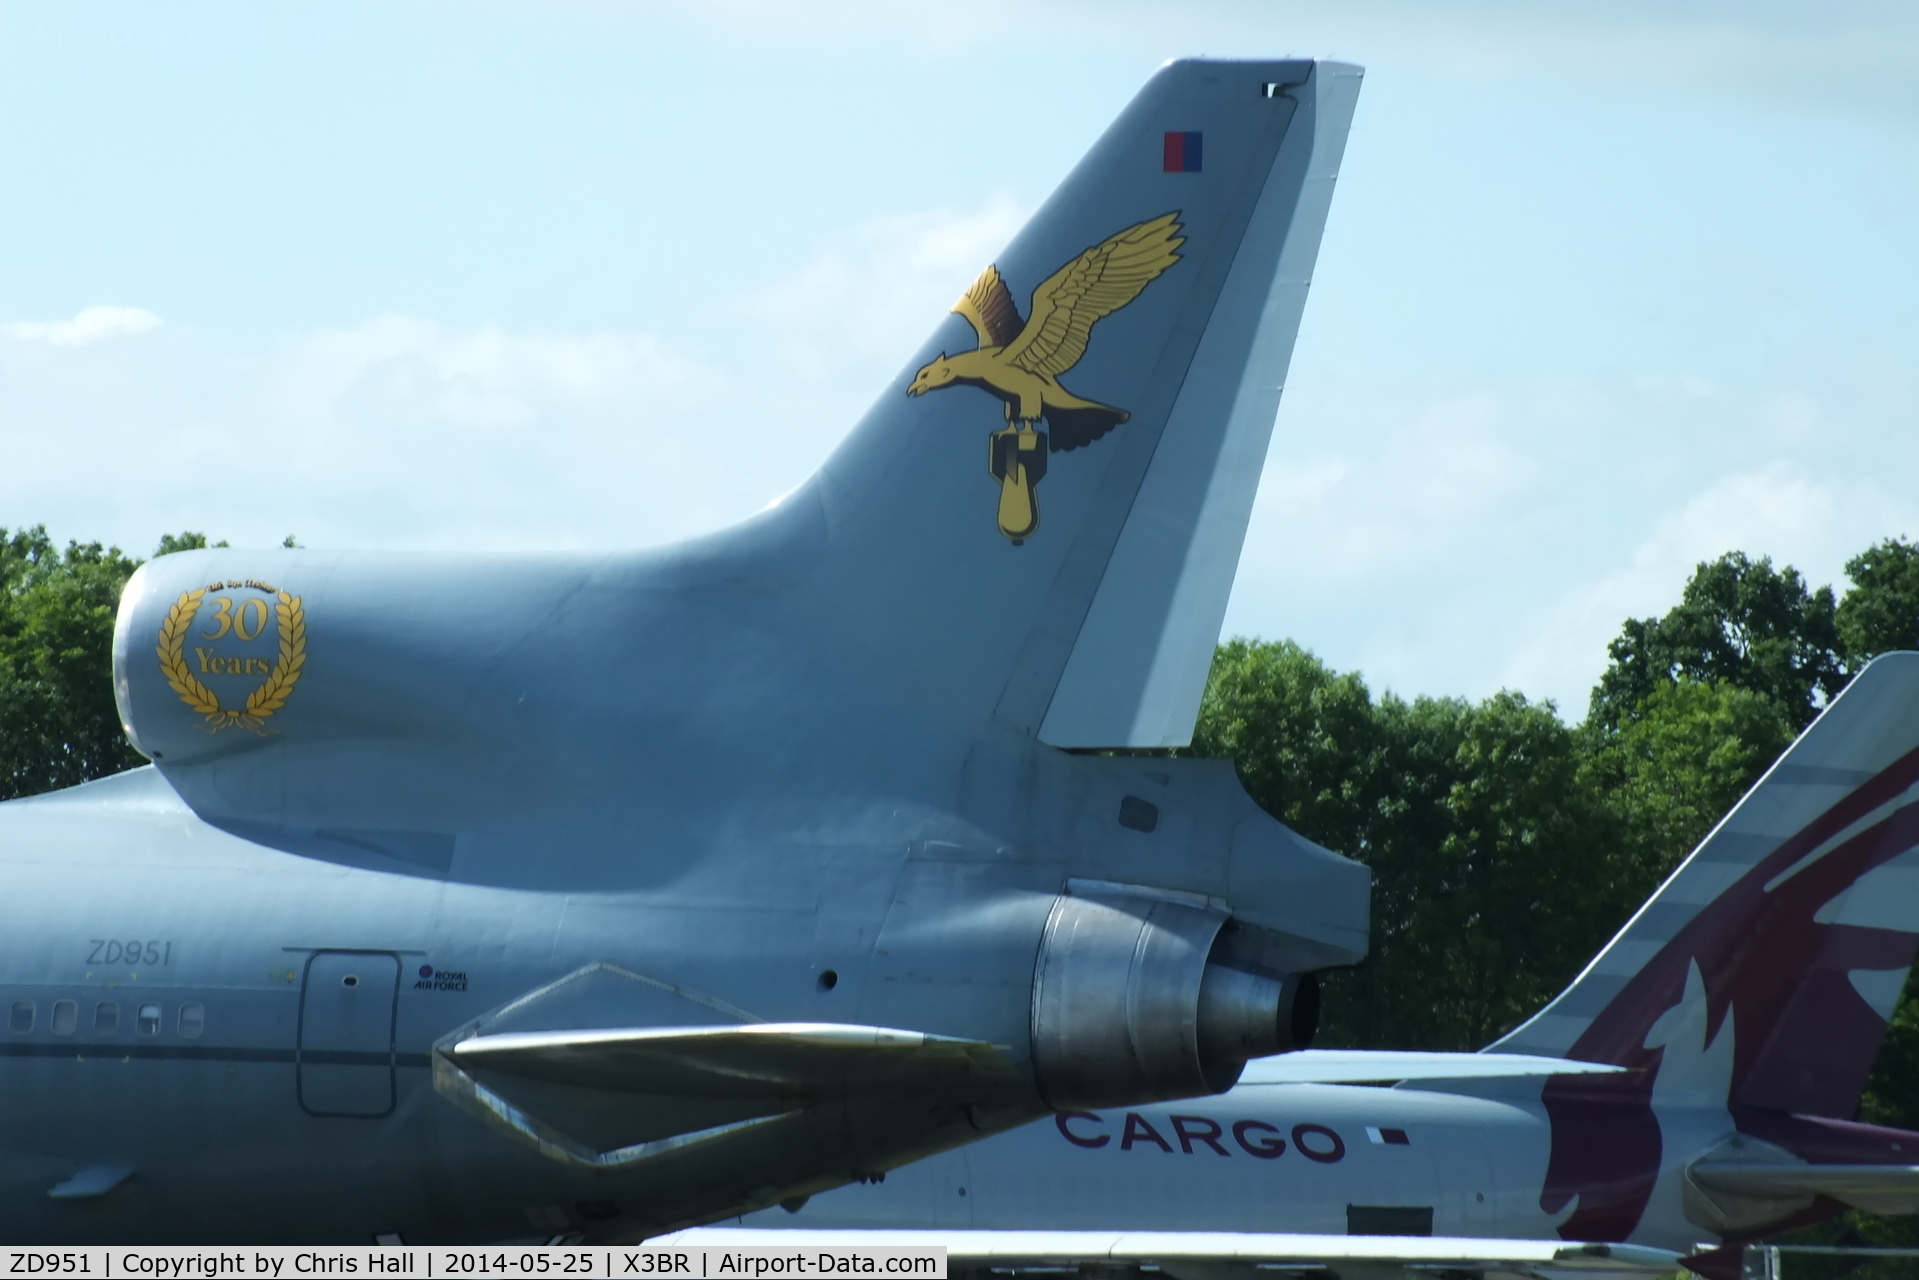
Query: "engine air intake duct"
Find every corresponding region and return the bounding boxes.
[1030,882,1318,1111]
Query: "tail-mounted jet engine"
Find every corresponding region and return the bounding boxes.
[1031,882,1318,1110]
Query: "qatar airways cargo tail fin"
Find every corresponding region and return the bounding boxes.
[1493,651,1919,1116]
[750,60,1359,748]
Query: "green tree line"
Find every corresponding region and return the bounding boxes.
[1187,543,1919,1063]
[1179,538,1919,1267]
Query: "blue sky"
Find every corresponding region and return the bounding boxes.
[5,1,1918,715]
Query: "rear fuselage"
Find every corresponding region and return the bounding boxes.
[744,1082,1731,1254]
[0,769,915,1242]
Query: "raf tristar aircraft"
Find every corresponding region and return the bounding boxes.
[683,652,1919,1279]
[0,59,1406,1243]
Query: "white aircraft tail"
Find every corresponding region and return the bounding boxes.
[1489,651,1919,1241]
[1493,651,1919,1112]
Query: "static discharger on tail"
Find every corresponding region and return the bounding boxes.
[908,212,1185,543]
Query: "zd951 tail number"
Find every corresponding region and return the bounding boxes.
[87,939,174,967]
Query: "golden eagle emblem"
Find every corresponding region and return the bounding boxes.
[909,212,1185,542]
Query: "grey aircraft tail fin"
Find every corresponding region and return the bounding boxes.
[739,59,1360,748]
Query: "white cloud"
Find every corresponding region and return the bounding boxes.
[4,305,161,346]
[731,198,1028,382]
[1499,464,1919,712]
[1224,362,1919,715]
[0,201,1032,556]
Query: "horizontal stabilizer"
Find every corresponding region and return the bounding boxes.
[1690,1160,1919,1216]
[1236,1049,1625,1086]
[446,1021,1017,1096]
[657,1228,1685,1276]
[434,968,1025,1167]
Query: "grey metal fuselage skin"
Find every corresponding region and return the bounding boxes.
[0,539,1359,1244]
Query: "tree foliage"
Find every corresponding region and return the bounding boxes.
[1589,551,1846,732]
[0,528,146,800]
[1581,679,1795,883]
[1193,539,1919,1059]
[1193,645,1622,1049]
[0,527,223,801]
[1839,537,1919,662]
[153,531,228,556]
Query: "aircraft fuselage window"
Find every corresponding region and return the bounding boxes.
[50,1000,77,1036]
[94,1001,118,1035]
[342,974,359,988]
[8,1001,32,1034]
[136,1003,161,1036]
[178,1003,205,1038]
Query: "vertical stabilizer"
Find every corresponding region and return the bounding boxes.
[756,60,1360,748]
[1489,652,1919,1242]
[1493,652,1919,1114]
[1039,64,1359,748]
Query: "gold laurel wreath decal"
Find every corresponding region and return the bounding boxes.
[155,587,307,733]
[245,591,306,722]
[156,588,222,718]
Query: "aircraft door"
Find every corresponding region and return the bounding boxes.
[298,950,400,1118]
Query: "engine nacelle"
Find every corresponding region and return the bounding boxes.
[1031,881,1318,1110]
